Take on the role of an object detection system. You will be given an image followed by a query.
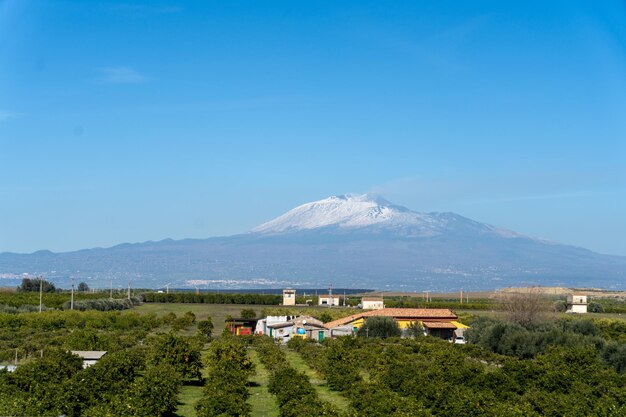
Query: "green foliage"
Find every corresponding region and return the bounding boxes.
[588,301,604,313]
[147,333,203,380]
[197,318,214,338]
[240,308,256,318]
[323,338,362,391]
[357,316,401,339]
[144,291,282,305]
[255,336,340,416]
[18,277,56,293]
[317,312,333,323]
[196,337,254,417]
[77,282,90,292]
[63,296,142,311]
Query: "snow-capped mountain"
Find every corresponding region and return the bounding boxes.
[0,194,624,291]
[252,194,522,239]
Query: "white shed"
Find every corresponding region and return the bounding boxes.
[566,294,588,313]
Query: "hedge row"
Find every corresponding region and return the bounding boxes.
[253,336,340,417]
[143,291,282,305]
[196,336,255,417]
[62,296,142,311]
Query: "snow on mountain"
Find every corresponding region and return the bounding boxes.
[252,194,522,238]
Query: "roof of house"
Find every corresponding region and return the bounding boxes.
[324,308,458,329]
[267,315,325,329]
[71,351,107,360]
[422,321,457,329]
[319,294,336,298]
[267,322,294,329]
[362,297,384,302]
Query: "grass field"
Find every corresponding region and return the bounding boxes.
[248,349,280,417]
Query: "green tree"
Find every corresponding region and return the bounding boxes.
[77,282,90,292]
[18,277,56,293]
[197,318,214,338]
[147,334,202,380]
[357,316,401,339]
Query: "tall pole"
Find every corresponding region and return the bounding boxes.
[70,278,75,310]
[39,277,43,313]
[460,288,463,305]
[110,280,113,300]
[127,281,131,300]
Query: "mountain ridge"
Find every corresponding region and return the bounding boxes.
[0,194,624,291]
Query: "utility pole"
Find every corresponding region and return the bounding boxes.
[39,276,43,313]
[70,277,75,310]
[460,288,463,305]
[127,281,131,300]
[110,280,113,300]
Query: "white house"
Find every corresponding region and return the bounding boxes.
[255,315,296,335]
[266,316,329,343]
[282,289,296,306]
[318,294,340,306]
[361,297,384,310]
[71,351,107,368]
[566,294,588,313]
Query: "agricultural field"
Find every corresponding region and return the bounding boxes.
[3,293,626,416]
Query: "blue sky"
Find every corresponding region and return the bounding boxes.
[1,0,625,255]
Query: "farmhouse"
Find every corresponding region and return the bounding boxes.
[324,308,462,340]
[318,294,340,306]
[267,316,329,343]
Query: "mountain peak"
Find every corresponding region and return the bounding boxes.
[251,194,436,235]
[251,194,526,240]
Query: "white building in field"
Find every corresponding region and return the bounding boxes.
[566,294,588,313]
[282,289,296,306]
[361,297,384,310]
[71,351,107,368]
[318,294,340,306]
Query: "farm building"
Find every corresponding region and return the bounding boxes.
[227,318,259,336]
[566,294,588,313]
[71,351,107,368]
[361,296,384,310]
[318,294,340,306]
[324,308,464,340]
[282,289,296,306]
[267,316,329,343]
[255,315,297,335]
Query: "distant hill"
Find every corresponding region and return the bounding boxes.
[1,194,625,291]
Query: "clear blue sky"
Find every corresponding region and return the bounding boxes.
[1,0,625,255]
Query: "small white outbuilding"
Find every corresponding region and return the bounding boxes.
[566,294,588,313]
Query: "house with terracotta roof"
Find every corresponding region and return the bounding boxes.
[324,308,463,340]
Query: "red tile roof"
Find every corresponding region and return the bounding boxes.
[324,308,457,329]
